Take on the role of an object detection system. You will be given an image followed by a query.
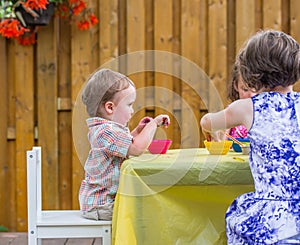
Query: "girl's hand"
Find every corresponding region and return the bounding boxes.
[202,129,212,142]
[154,115,170,127]
[202,130,225,142]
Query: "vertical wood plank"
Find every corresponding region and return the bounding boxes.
[0,38,8,231]
[208,0,228,110]
[99,0,118,68]
[181,0,202,148]
[89,0,100,71]
[227,0,235,53]
[37,20,59,210]
[255,0,263,30]
[58,19,72,210]
[290,0,299,41]
[7,42,17,231]
[197,0,209,148]
[290,0,300,91]
[127,0,146,128]
[263,0,282,30]
[154,0,174,141]
[281,0,290,33]
[71,24,92,210]
[198,0,209,73]
[118,0,127,74]
[145,0,154,115]
[227,0,236,105]
[172,0,182,149]
[236,0,256,52]
[14,43,35,231]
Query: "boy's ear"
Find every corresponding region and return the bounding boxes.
[104,101,114,114]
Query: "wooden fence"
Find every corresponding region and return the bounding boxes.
[1,0,300,232]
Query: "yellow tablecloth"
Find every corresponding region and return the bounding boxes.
[112,148,254,245]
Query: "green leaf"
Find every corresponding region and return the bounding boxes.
[0,225,8,232]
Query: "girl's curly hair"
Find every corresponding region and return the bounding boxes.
[238,30,300,91]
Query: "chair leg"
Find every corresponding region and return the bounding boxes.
[102,226,112,245]
[28,233,38,245]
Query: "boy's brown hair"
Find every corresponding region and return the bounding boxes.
[82,69,134,117]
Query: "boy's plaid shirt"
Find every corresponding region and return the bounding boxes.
[79,117,132,212]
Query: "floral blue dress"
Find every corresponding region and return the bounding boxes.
[226,92,300,244]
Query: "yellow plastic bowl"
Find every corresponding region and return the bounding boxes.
[204,140,233,155]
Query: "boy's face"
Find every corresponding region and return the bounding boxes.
[112,84,136,126]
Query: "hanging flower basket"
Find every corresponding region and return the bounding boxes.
[0,0,99,45]
[15,2,55,26]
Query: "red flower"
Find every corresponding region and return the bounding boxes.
[68,0,82,5]
[22,0,49,11]
[18,31,36,45]
[89,13,98,25]
[56,3,70,18]
[0,0,99,45]
[77,20,89,30]
[71,1,86,16]
[0,19,29,38]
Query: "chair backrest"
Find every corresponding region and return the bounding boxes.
[27,146,112,245]
[26,147,42,229]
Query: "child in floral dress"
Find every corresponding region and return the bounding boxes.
[201,30,300,244]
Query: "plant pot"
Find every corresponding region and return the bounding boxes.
[15,3,55,26]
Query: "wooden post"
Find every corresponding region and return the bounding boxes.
[0,37,8,231]
[154,0,174,143]
[37,19,59,210]
[15,43,35,231]
[58,19,72,210]
[126,0,146,129]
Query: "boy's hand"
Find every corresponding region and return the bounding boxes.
[135,116,153,133]
[154,115,170,127]
[140,116,153,125]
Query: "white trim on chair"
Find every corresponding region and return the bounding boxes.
[27,147,112,245]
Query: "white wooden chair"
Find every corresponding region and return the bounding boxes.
[27,146,112,245]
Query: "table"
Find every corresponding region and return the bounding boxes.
[112,148,254,245]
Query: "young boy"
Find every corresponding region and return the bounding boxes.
[79,68,170,220]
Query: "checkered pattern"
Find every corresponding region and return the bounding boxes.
[79,117,132,212]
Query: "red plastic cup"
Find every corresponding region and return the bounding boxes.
[148,139,172,154]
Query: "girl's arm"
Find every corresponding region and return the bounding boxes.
[128,115,170,156]
[200,98,253,141]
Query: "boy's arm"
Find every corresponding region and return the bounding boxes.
[128,115,170,156]
[131,117,153,137]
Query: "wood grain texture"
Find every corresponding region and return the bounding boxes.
[1,0,299,231]
[14,43,35,231]
[58,18,72,210]
[0,37,8,232]
[37,18,59,210]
